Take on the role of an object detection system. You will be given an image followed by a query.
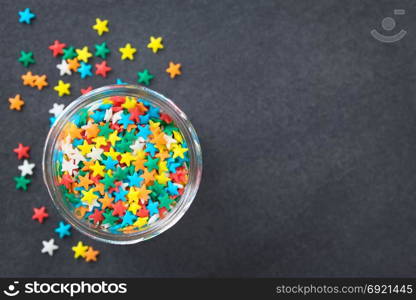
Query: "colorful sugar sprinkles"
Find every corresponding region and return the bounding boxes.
[56,96,190,234]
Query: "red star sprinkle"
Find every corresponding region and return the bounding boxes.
[160,113,172,123]
[112,200,126,217]
[136,208,149,218]
[81,86,93,95]
[13,143,30,160]
[129,106,144,123]
[89,209,104,223]
[48,40,66,57]
[60,173,74,189]
[32,206,49,223]
[95,61,112,78]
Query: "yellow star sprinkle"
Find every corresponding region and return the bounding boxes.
[92,18,109,36]
[92,136,107,148]
[76,46,93,63]
[54,80,71,97]
[72,241,89,259]
[104,147,120,160]
[90,161,105,177]
[127,187,139,202]
[133,217,148,228]
[127,202,141,214]
[78,140,93,155]
[172,144,188,159]
[119,43,136,60]
[147,36,164,53]
[122,96,137,109]
[108,130,121,146]
[81,188,98,205]
[172,130,183,143]
[155,172,171,185]
[120,152,135,166]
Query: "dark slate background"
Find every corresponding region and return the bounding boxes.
[0,0,415,277]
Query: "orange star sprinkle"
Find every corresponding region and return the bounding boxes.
[99,193,114,210]
[85,123,100,138]
[77,174,94,190]
[8,94,25,111]
[166,62,181,79]
[21,71,37,87]
[84,246,100,262]
[67,58,80,72]
[34,74,48,90]
[141,169,155,184]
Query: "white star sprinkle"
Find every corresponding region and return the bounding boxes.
[61,158,78,175]
[86,147,104,161]
[111,110,123,123]
[17,159,35,176]
[56,59,71,76]
[41,238,59,256]
[49,103,65,117]
[130,138,146,154]
[164,134,177,150]
[104,108,113,122]
[68,149,86,164]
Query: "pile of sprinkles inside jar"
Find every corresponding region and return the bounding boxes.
[56,95,189,233]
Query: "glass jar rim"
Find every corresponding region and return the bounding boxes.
[43,84,202,244]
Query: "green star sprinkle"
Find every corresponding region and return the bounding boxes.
[144,156,159,171]
[14,176,31,191]
[98,123,113,138]
[95,42,110,59]
[102,210,119,226]
[100,173,115,190]
[18,51,35,67]
[62,46,77,60]
[158,193,174,210]
[137,69,154,86]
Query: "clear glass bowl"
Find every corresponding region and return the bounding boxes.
[43,85,202,244]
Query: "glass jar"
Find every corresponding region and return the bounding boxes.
[43,85,202,244]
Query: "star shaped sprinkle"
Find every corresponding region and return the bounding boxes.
[94,42,110,59]
[18,159,35,176]
[166,62,182,79]
[56,59,71,76]
[18,8,35,24]
[18,51,35,67]
[63,46,77,60]
[34,74,48,90]
[32,206,48,223]
[21,71,37,87]
[77,62,93,79]
[13,143,30,159]
[147,36,164,53]
[67,58,80,72]
[84,246,100,262]
[72,241,89,259]
[76,46,93,63]
[137,69,154,86]
[81,86,93,95]
[61,158,78,175]
[48,40,66,57]
[14,176,31,191]
[49,103,65,117]
[119,43,136,60]
[41,239,59,256]
[92,18,109,36]
[54,80,71,96]
[8,94,24,111]
[55,221,72,239]
[95,61,112,77]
